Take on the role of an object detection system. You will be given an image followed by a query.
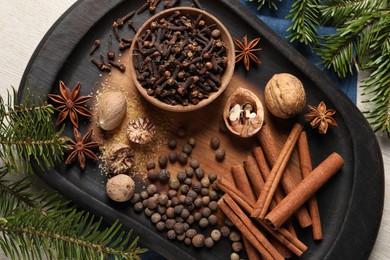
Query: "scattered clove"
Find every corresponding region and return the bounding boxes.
[128,20,139,33]
[109,61,126,72]
[107,35,116,60]
[112,21,121,41]
[116,10,136,26]
[89,39,101,55]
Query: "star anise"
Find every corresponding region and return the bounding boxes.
[234,35,262,71]
[304,101,338,134]
[48,81,93,128]
[65,128,102,170]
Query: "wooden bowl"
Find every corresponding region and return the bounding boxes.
[129,7,235,112]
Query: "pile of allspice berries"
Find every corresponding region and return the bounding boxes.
[130,128,243,258]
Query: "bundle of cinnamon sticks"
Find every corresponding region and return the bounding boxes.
[216,123,344,259]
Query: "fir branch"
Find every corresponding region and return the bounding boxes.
[0,208,147,259]
[319,0,388,27]
[360,14,390,134]
[0,169,146,259]
[316,11,383,78]
[249,0,282,10]
[0,88,68,174]
[286,0,321,44]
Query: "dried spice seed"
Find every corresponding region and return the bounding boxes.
[180,184,190,194]
[208,172,218,183]
[209,201,218,211]
[167,230,176,240]
[211,229,221,242]
[174,222,185,235]
[168,150,178,163]
[194,198,202,208]
[188,137,196,147]
[210,136,220,149]
[158,155,168,168]
[144,208,155,217]
[151,212,162,223]
[205,237,214,248]
[165,219,176,230]
[185,167,194,177]
[200,188,209,196]
[156,221,166,231]
[232,241,243,253]
[65,128,102,170]
[178,152,188,165]
[192,234,206,248]
[158,193,169,205]
[130,193,141,204]
[134,202,144,212]
[140,190,149,200]
[220,226,230,237]
[199,218,209,228]
[177,171,187,183]
[182,143,193,155]
[189,159,200,169]
[147,169,158,181]
[208,214,218,226]
[48,81,93,128]
[159,169,171,183]
[195,168,205,179]
[146,159,156,170]
[192,181,202,193]
[229,231,241,242]
[186,229,197,239]
[202,207,212,218]
[234,35,261,71]
[215,148,225,162]
[168,190,177,199]
[167,138,177,149]
[169,177,180,190]
[304,101,337,134]
[201,177,210,188]
[193,212,202,222]
[147,184,158,195]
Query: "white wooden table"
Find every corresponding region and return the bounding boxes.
[0,1,388,259]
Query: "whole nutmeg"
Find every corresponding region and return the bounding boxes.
[97,92,127,131]
[106,174,135,202]
[264,73,306,119]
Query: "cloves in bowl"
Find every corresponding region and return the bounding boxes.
[223,87,264,138]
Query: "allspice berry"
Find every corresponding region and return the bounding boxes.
[192,234,205,248]
[264,73,306,119]
[106,174,135,202]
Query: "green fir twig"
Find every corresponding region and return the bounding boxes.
[286,0,321,45]
[0,87,68,174]
[249,0,282,10]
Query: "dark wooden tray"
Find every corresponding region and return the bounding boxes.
[18,0,383,259]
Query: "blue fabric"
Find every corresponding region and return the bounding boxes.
[240,0,357,103]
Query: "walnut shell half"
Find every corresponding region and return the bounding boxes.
[223,87,264,138]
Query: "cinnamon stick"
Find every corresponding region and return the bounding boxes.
[216,177,307,256]
[219,195,284,260]
[241,158,292,258]
[232,164,256,201]
[265,152,344,230]
[243,155,264,197]
[298,131,322,240]
[229,165,261,260]
[252,123,303,220]
[256,124,312,228]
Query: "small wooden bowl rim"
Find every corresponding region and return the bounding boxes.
[129,7,235,112]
